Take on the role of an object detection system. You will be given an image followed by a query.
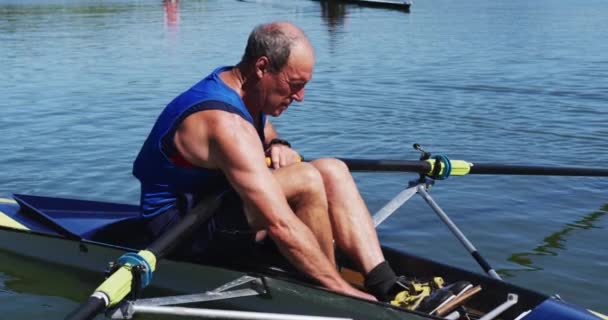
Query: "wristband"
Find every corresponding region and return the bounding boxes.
[268,138,291,148]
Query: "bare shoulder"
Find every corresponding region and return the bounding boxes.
[175,110,261,168]
[177,110,256,142]
[178,110,255,139]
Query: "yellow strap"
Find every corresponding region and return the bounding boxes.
[390,277,444,310]
[390,285,432,310]
[0,210,29,230]
[0,198,17,204]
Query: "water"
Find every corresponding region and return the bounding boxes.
[1,0,607,317]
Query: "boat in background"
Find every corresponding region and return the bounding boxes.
[317,0,412,12]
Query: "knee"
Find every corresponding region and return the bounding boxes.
[295,162,325,192]
[287,162,327,206]
[311,158,350,182]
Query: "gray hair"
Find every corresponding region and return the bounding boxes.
[241,22,304,73]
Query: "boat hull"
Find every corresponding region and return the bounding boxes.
[1,195,607,319]
[0,225,431,319]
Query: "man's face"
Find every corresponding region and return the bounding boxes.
[260,43,314,117]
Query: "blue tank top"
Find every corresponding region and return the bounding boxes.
[133,66,266,217]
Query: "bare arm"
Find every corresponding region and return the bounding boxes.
[264,118,279,146]
[174,111,353,292]
[263,119,279,146]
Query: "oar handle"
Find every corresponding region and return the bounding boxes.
[265,156,303,167]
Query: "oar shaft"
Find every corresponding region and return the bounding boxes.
[339,158,608,177]
[147,202,214,258]
[469,163,608,176]
[65,297,106,320]
[147,193,222,257]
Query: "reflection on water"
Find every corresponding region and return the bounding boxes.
[501,204,608,276]
[163,0,179,30]
[0,250,94,301]
[319,0,347,31]
[317,0,410,32]
[0,272,14,295]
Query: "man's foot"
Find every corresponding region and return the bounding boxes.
[389,277,473,314]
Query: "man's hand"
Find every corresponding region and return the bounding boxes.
[266,144,301,169]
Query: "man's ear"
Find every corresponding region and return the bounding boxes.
[255,56,270,79]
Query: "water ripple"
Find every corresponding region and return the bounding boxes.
[2,0,608,314]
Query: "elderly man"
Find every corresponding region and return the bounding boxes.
[133,21,441,304]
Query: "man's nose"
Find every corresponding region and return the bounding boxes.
[292,87,305,102]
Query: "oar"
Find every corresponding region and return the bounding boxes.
[337,154,608,279]
[337,158,608,177]
[65,193,223,320]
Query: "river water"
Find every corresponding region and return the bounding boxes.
[1,0,607,318]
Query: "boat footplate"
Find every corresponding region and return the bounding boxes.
[435,285,482,316]
[107,275,267,319]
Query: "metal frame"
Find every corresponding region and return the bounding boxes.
[372,178,502,280]
[108,275,352,320]
[479,294,519,320]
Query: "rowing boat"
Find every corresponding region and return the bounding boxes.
[1,166,606,319]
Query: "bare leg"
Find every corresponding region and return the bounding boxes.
[310,158,385,274]
[244,162,336,264]
[242,160,380,301]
